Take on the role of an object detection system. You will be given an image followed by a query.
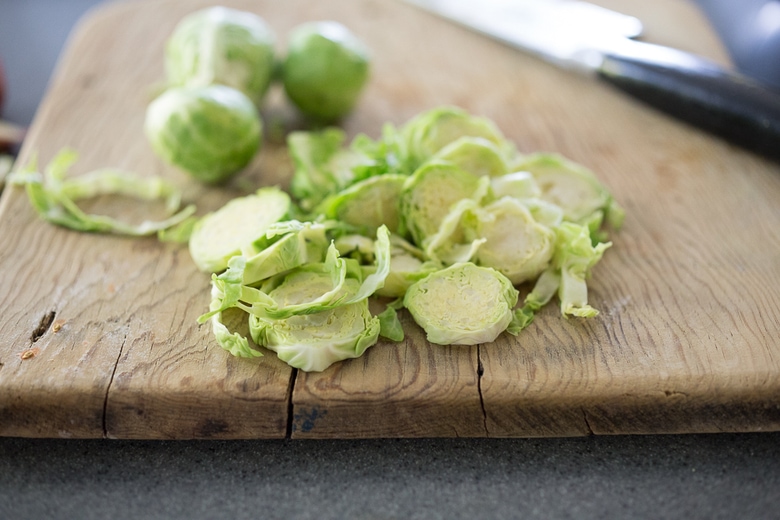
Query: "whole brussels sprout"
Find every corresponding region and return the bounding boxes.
[145,84,262,184]
[165,6,276,106]
[282,21,370,122]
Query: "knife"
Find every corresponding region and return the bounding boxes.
[403,0,780,162]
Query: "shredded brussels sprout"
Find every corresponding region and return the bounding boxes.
[9,149,195,236]
[194,106,623,370]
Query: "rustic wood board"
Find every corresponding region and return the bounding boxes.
[1,0,779,440]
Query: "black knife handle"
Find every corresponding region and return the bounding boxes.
[597,42,780,162]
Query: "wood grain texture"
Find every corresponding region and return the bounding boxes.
[290,311,485,439]
[1,0,779,439]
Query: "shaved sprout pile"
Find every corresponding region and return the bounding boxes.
[190,106,624,372]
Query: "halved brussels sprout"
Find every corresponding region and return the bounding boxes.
[165,6,276,106]
[145,84,262,184]
[282,21,371,122]
[188,187,291,273]
[403,262,519,345]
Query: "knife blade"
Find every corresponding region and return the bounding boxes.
[404,0,780,162]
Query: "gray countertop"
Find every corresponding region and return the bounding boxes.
[2,434,780,520]
[2,2,780,519]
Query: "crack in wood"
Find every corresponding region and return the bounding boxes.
[30,310,56,344]
[582,408,595,436]
[284,368,298,440]
[102,331,128,439]
[477,345,489,437]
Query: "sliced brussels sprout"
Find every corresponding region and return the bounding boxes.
[247,225,390,320]
[249,298,380,372]
[334,233,376,262]
[349,123,407,178]
[202,256,263,358]
[334,232,435,298]
[188,187,291,273]
[515,153,622,227]
[432,136,510,177]
[553,222,611,318]
[165,6,276,106]
[422,198,484,266]
[282,21,371,122]
[401,106,508,170]
[316,173,406,233]
[472,197,556,284]
[399,161,482,245]
[490,171,564,228]
[403,262,519,345]
[241,221,330,285]
[376,251,439,298]
[145,85,262,184]
[490,171,541,200]
[287,128,372,212]
[516,222,611,322]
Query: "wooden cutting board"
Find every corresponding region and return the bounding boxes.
[1,0,779,440]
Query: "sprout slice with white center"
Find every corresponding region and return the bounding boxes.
[514,153,622,227]
[248,265,381,372]
[403,262,519,345]
[188,187,291,273]
[432,136,510,178]
[490,171,541,200]
[401,106,509,171]
[399,162,482,245]
[472,197,556,285]
[317,173,406,233]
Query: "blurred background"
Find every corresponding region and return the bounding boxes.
[1,0,780,132]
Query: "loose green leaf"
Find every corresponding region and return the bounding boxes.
[9,149,195,236]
